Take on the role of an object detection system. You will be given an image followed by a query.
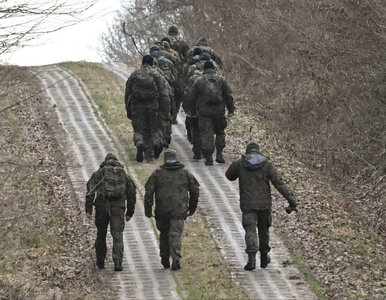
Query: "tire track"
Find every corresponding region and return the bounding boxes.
[37,65,180,300]
[105,62,317,300]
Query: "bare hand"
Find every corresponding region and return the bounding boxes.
[86,213,92,220]
[126,216,131,222]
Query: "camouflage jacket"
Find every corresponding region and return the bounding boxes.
[85,159,137,217]
[144,162,199,219]
[124,64,170,116]
[225,153,294,211]
[188,69,235,117]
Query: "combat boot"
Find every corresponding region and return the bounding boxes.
[203,150,213,166]
[244,252,256,271]
[153,144,163,159]
[260,252,271,269]
[96,258,105,269]
[136,143,144,162]
[171,260,181,270]
[161,257,170,269]
[215,147,225,163]
[114,261,123,272]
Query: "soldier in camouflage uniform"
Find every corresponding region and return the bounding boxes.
[185,37,223,69]
[165,25,190,124]
[144,149,199,270]
[225,142,298,270]
[86,153,137,271]
[125,55,170,162]
[188,61,235,165]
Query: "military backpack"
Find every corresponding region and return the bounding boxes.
[201,75,223,105]
[101,165,126,199]
[132,69,159,102]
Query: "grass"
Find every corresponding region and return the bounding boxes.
[60,61,247,299]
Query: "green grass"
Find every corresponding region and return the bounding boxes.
[61,61,247,300]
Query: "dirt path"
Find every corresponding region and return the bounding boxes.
[37,65,179,300]
[105,63,316,300]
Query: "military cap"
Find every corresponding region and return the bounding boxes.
[245,142,260,154]
[168,25,178,36]
[164,149,178,164]
[150,44,160,51]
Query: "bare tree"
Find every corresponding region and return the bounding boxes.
[101,0,192,64]
[0,0,99,55]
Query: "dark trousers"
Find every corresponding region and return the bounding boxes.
[155,217,185,261]
[131,107,163,156]
[95,206,125,263]
[199,116,227,154]
[242,209,272,254]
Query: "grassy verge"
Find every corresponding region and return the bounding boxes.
[61,61,247,299]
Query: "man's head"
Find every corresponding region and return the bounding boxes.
[104,153,117,162]
[197,37,208,46]
[204,61,215,70]
[193,47,202,57]
[168,25,178,36]
[150,45,161,58]
[161,37,171,45]
[200,52,211,62]
[162,40,170,50]
[164,149,178,164]
[245,142,260,154]
[142,54,154,66]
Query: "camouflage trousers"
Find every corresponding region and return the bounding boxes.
[191,117,201,157]
[199,116,227,154]
[242,209,272,254]
[131,107,163,156]
[155,217,185,261]
[95,205,125,263]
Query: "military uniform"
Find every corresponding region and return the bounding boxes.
[86,154,137,271]
[225,143,297,270]
[188,62,235,165]
[125,56,170,161]
[144,150,199,270]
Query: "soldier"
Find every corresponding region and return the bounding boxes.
[125,55,170,162]
[86,153,137,271]
[166,25,190,61]
[185,37,223,68]
[144,149,199,270]
[225,142,298,270]
[188,61,235,165]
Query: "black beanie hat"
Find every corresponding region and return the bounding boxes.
[204,61,215,70]
[142,54,154,66]
[161,37,171,45]
[246,142,260,154]
[193,47,202,56]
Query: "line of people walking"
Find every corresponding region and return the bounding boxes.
[124,25,234,165]
[85,25,298,275]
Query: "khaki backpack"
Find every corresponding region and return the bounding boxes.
[200,75,223,105]
[101,165,126,199]
[132,69,159,102]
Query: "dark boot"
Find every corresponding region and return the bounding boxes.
[215,147,225,163]
[96,258,105,269]
[203,150,213,166]
[260,252,271,269]
[114,261,123,271]
[193,152,201,160]
[244,252,256,271]
[136,143,144,162]
[161,257,170,269]
[171,260,181,270]
[153,144,163,159]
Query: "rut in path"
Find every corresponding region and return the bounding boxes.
[37,65,180,300]
[106,62,317,300]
